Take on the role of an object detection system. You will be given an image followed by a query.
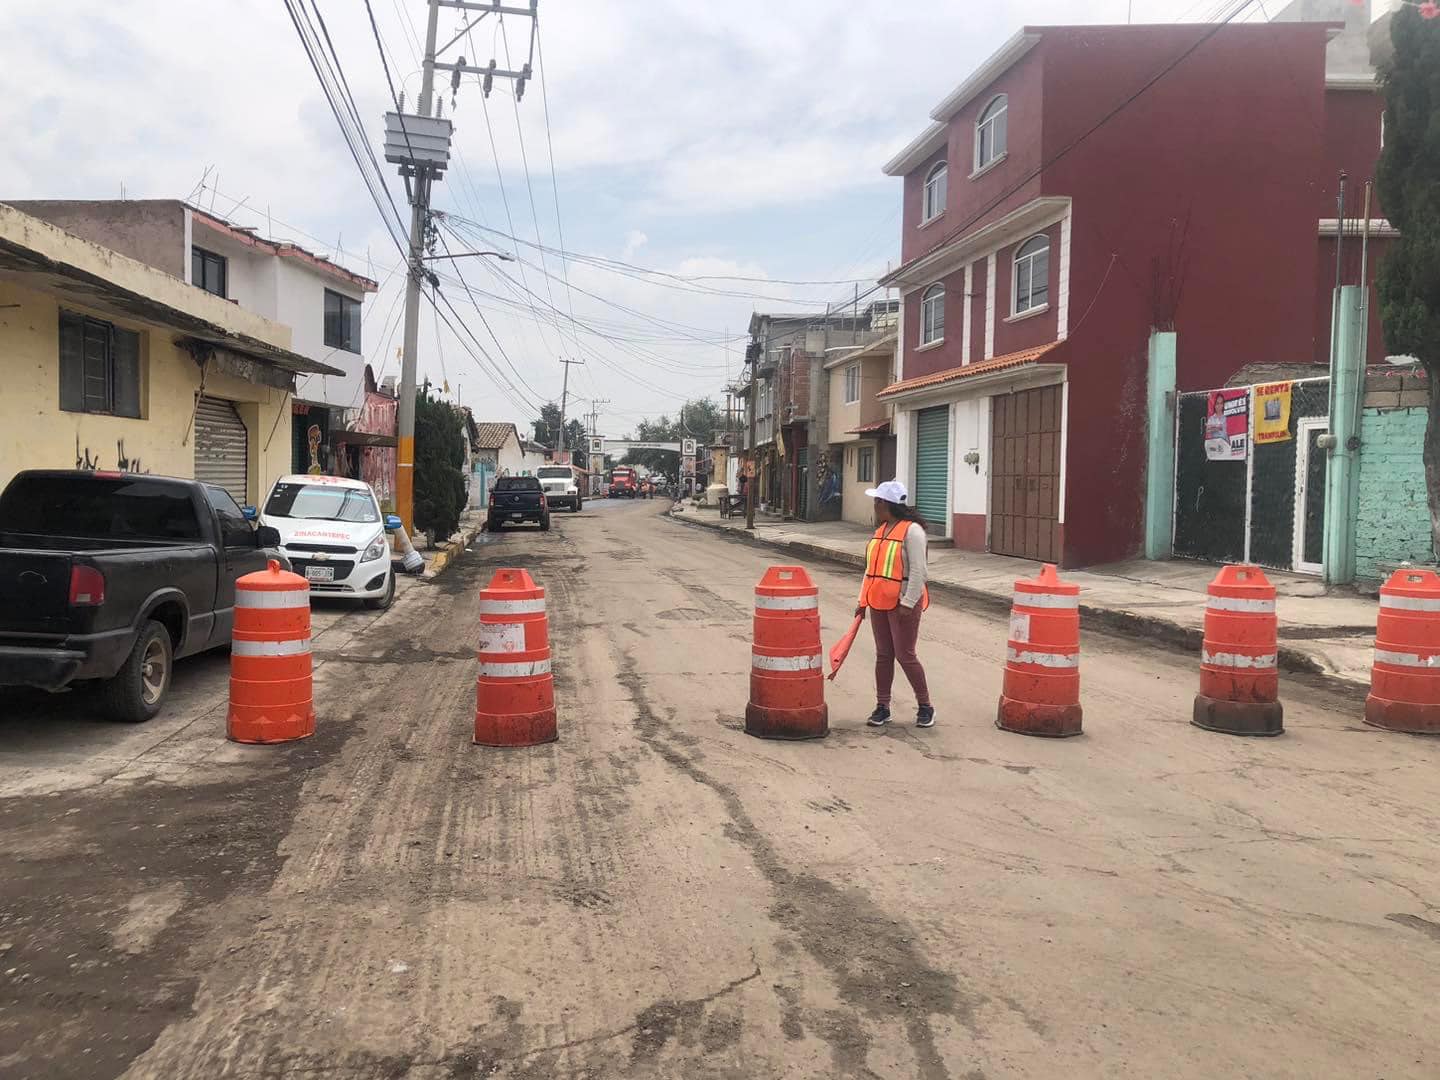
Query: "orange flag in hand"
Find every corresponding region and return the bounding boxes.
[828,613,865,680]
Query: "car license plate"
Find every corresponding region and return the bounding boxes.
[305,566,335,583]
[511,512,524,519]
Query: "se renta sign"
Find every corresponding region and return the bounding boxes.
[1252,382,1293,445]
[1204,388,1250,462]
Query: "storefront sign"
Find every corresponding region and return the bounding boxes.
[1252,382,1293,445]
[1204,388,1250,461]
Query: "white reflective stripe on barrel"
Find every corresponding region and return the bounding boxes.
[478,658,553,677]
[1374,649,1440,669]
[1205,596,1276,613]
[232,637,312,657]
[752,652,822,672]
[1005,647,1079,669]
[236,590,311,609]
[754,594,819,611]
[1012,591,1079,609]
[1202,649,1277,669]
[479,598,547,615]
[1379,595,1440,612]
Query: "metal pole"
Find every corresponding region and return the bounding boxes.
[395,0,442,535]
[745,349,758,531]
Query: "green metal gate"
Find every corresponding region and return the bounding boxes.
[914,406,949,530]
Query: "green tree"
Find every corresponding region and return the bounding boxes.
[531,402,586,464]
[414,385,467,544]
[1376,6,1440,549]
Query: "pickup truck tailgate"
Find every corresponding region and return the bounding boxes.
[492,492,540,512]
[0,550,74,635]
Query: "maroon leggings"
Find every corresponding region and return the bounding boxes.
[871,604,930,707]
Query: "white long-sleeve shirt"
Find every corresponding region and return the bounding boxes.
[899,522,928,609]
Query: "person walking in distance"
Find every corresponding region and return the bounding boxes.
[856,480,933,728]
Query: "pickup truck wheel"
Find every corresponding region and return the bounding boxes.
[365,569,395,610]
[487,518,502,533]
[101,620,172,723]
[539,513,551,532]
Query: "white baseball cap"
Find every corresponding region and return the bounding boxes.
[864,480,908,504]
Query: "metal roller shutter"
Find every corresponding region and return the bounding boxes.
[913,405,949,531]
[194,397,249,503]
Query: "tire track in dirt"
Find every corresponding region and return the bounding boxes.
[612,648,974,1080]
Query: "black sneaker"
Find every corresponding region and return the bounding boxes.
[916,705,935,729]
[866,705,891,727]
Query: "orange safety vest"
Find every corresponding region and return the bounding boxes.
[858,520,930,611]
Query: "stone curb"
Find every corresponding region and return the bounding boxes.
[667,510,1369,701]
[422,518,486,580]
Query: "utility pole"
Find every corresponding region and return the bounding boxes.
[745,338,760,531]
[385,0,539,533]
[557,356,584,457]
[392,0,442,535]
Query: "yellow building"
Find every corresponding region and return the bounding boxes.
[0,205,339,506]
[826,333,897,527]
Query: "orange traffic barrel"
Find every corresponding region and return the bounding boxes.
[1365,567,1440,734]
[1192,564,1283,737]
[475,568,557,747]
[997,563,1082,737]
[745,566,828,740]
[228,559,316,744]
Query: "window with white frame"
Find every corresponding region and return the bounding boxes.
[920,283,945,345]
[975,95,1008,172]
[843,363,861,404]
[922,161,947,222]
[1011,234,1050,316]
[857,445,875,484]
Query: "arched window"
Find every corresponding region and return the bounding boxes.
[975,95,1008,172]
[922,161,947,222]
[1012,234,1050,316]
[920,283,945,345]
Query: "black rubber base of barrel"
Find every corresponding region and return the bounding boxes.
[1192,695,1284,737]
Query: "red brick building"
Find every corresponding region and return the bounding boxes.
[878,14,1387,567]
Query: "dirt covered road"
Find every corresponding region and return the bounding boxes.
[3,498,1439,1079]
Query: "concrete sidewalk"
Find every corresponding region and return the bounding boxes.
[670,505,1380,694]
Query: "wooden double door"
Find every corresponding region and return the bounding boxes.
[990,385,1062,562]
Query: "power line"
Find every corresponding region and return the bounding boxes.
[533,21,589,371]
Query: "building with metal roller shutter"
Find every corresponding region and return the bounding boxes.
[194,398,250,503]
[873,11,1387,566]
[912,406,950,529]
[0,205,343,504]
[6,199,379,480]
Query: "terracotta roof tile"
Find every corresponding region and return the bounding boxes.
[876,342,1063,400]
[472,422,519,450]
[846,419,892,434]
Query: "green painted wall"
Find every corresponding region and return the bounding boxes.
[1356,403,1433,586]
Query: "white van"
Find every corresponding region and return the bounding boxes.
[536,464,583,512]
[258,475,399,609]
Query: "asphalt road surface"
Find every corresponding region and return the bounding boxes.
[3,498,1439,1079]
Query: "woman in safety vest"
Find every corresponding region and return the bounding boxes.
[856,480,933,729]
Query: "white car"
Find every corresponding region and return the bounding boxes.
[537,464,583,512]
[258,475,399,609]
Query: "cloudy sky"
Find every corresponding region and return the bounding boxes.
[0,0,1324,438]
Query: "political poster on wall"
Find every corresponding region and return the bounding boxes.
[1252,382,1293,445]
[1204,388,1250,461]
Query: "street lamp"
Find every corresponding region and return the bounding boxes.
[422,250,515,261]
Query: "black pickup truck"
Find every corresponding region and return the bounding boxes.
[486,476,551,532]
[0,471,283,722]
